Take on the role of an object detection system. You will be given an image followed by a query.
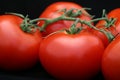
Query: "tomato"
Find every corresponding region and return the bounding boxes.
[39,30,104,79]
[102,36,120,80]
[92,29,109,47]
[38,1,92,36]
[92,8,120,47]
[0,15,42,71]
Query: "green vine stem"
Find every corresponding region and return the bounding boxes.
[30,16,109,31]
[6,8,116,42]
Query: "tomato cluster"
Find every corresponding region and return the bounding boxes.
[0,1,120,80]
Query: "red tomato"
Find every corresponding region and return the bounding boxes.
[38,1,92,36]
[102,37,120,80]
[92,8,120,47]
[0,15,42,71]
[39,30,104,79]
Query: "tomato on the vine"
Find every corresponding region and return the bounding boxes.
[92,8,120,47]
[0,15,42,70]
[38,1,92,36]
[39,30,104,79]
[102,36,120,80]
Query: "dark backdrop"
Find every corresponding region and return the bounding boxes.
[0,0,119,19]
[0,0,119,80]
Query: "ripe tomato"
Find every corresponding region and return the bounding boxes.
[102,37,120,80]
[39,30,104,79]
[0,15,42,71]
[38,1,92,36]
[92,8,120,47]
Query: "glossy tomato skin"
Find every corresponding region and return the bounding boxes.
[38,2,92,36]
[39,31,104,79]
[102,37,120,80]
[92,8,120,47]
[92,28,109,48]
[0,15,42,71]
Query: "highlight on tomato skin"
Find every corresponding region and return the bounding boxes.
[39,30,105,79]
[37,1,92,37]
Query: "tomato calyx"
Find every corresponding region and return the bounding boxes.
[65,18,83,34]
[94,10,117,42]
[100,9,116,29]
[5,12,40,33]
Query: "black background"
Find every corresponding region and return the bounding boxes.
[0,0,119,80]
[0,0,119,19]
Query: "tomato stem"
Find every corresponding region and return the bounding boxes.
[5,12,25,18]
[30,9,115,41]
[90,17,107,23]
[30,18,48,23]
[6,9,116,42]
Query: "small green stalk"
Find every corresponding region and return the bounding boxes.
[66,18,82,34]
